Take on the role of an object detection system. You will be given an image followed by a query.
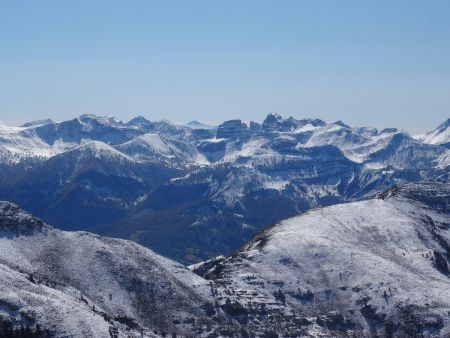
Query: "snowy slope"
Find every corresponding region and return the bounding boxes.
[0,202,240,337]
[69,140,136,163]
[116,133,208,165]
[0,124,56,164]
[420,118,450,146]
[200,182,450,337]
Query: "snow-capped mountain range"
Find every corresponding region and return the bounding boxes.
[2,113,448,166]
[1,182,449,336]
[0,113,448,263]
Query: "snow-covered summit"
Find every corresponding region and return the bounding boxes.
[69,140,135,162]
[20,118,55,128]
[78,113,123,127]
[186,120,215,130]
[125,115,152,129]
[420,118,450,146]
[199,182,450,336]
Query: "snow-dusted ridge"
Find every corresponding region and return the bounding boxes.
[0,201,236,337]
[196,182,450,336]
[419,118,450,146]
[68,140,136,162]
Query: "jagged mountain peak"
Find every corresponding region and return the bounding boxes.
[125,115,152,128]
[186,120,215,130]
[261,112,283,128]
[421,117,450,145]
[332,120,351,129]
[78,113,121,125]
[264,112,283,121]
[0,201,46,234]
[216,119,249,139]
[261,113,327,133]
[20,118,55,128]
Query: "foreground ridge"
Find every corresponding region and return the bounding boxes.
[1,182,450,336]
[196,182,450,337]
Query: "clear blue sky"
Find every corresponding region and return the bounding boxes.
[0,0,449,131]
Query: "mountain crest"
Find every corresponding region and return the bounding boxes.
[0,201,46,234]
[216,119,248,138]
[379,182,450,212]
[78,113,122,127]
[421,117,450,145]
[262,112,283,127]
[126,115,152,128]
[71,140,135,162]
[20,118,55,128]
